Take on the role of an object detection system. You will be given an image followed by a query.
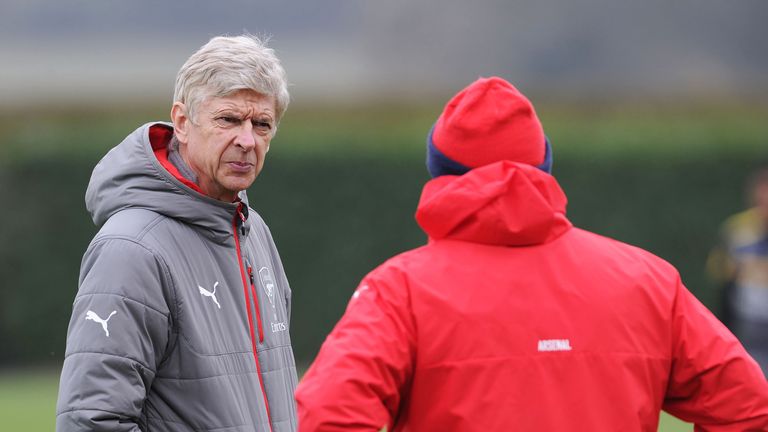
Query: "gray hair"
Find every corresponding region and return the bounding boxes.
[173,34,289,127]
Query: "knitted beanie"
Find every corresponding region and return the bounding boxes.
[426,76,552,177]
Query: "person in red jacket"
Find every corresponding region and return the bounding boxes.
[295,77,768,431]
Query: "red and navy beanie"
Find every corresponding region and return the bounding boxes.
[426,76,552,177]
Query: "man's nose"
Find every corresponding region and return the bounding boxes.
[235,122,257,150]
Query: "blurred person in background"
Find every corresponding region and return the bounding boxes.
[295,77,768,431]
[707,166,768,376]
[56,35,298,431]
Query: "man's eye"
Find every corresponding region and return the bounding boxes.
[215,116,241,127]
[252,120,273,132]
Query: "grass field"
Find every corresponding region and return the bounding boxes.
[1,368,692,431]
[0,369,60,431]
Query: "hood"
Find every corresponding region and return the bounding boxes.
[86,122,249,244]
[415,161,572,246]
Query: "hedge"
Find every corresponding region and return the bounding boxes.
[0,106,765,366]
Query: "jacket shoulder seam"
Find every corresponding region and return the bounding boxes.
[94,209,166,243]
[85,236,177,313]
[136,211,167,240]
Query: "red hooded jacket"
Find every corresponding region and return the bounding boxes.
[296,161,768,431]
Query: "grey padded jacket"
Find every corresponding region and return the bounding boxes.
[56,122,298,431]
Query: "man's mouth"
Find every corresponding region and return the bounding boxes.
[227,161,254,173]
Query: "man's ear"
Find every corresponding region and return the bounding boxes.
[171,102,190,143]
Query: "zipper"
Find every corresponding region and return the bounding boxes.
[233,202,273,431]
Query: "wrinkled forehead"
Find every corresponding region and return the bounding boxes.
[197,89,277,116]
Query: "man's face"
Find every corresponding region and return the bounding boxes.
[172,89,276,202]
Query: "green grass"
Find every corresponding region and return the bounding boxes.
[0,368,691,431]
[660,413,692,431]
[0,368,59,432]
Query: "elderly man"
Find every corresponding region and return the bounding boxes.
[56,35,298,431]
[295,77,768,431]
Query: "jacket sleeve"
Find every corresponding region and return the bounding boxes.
[663,276,768,430]
[56,238,174,431]
[296,266,416,432]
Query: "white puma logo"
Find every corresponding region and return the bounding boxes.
[85,310,117,337]
[198,282,221,309]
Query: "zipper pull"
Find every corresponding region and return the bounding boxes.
[236,203,247,236]
[248,266,255,285]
